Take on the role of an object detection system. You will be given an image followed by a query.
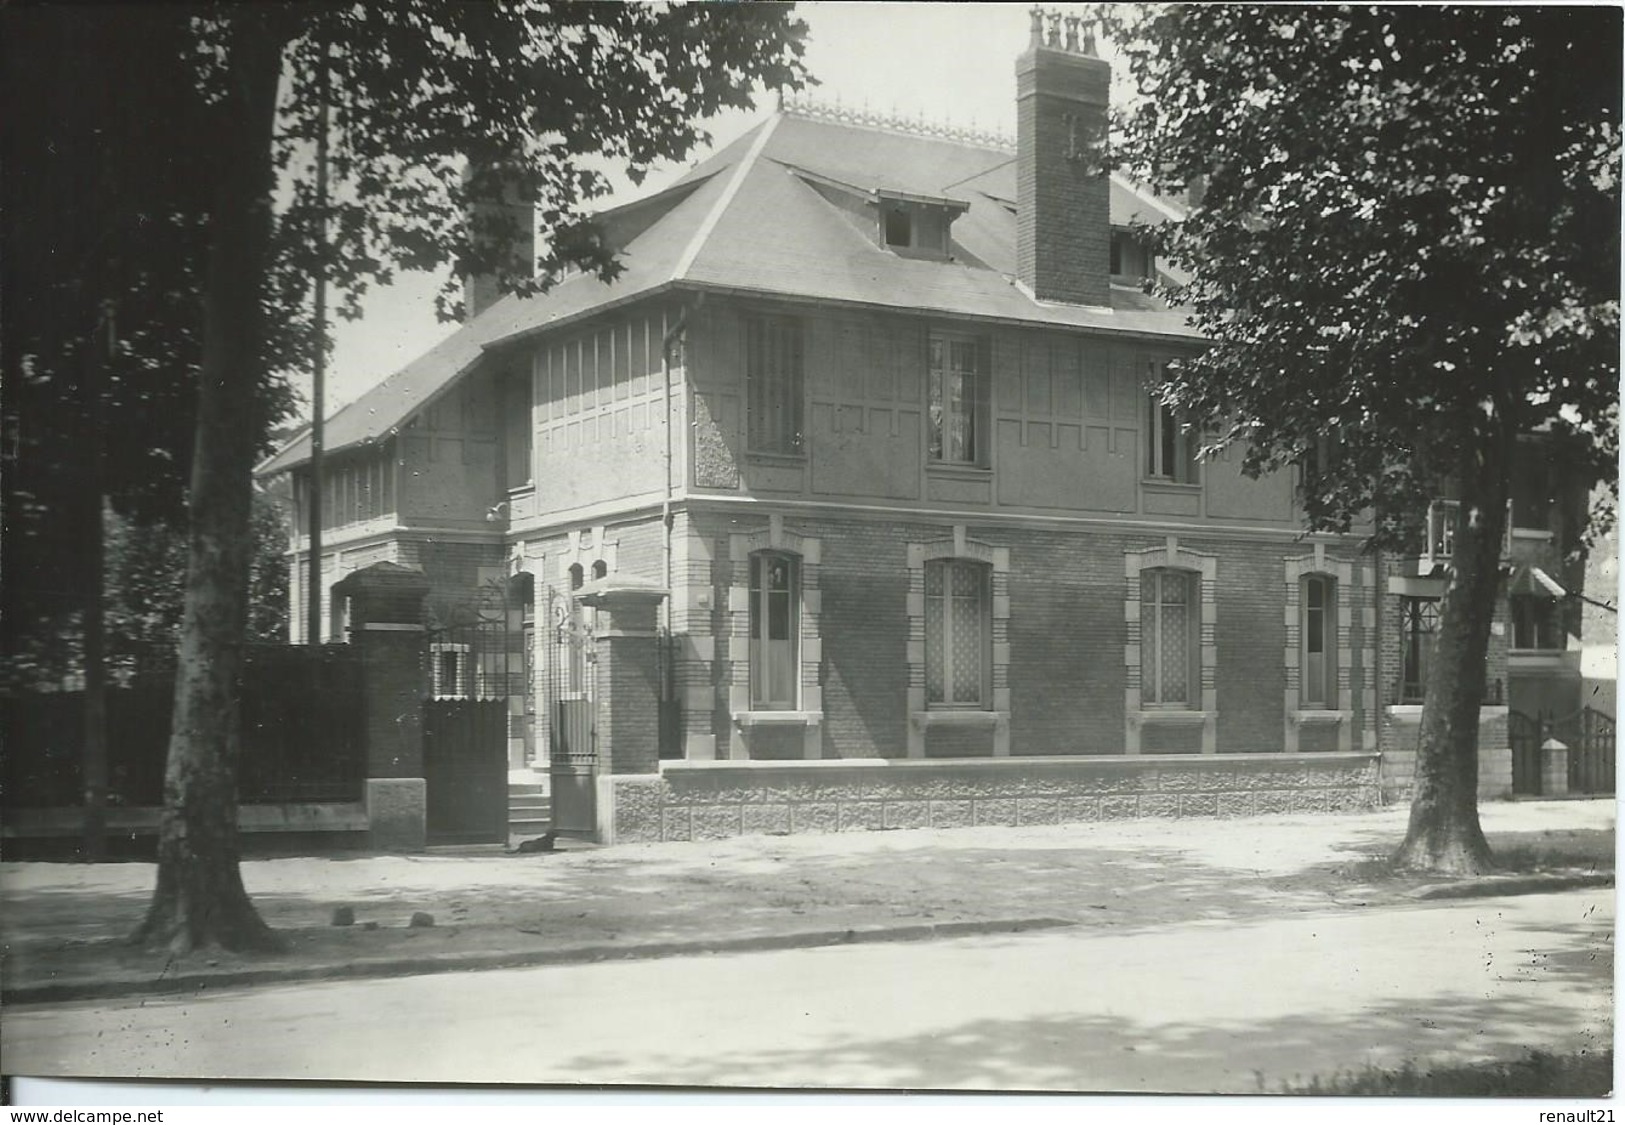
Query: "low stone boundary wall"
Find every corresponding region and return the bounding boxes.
[604,753,1381,844]
[1380,707,1512,804]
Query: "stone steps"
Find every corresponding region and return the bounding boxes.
[509,778,551,835]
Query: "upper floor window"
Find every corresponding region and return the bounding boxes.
[499,367,532,491]
[1510,445,1557,531]
[1299,434,1341,495]
[1511,595,1563,651]
[746,315,804,456]
[1146,390,1198,484]
[748,551,800,709]
[925,558,991,708]
[1301,574,1337,707]
[1399,596,1439,704]
[1141,568,1200,708]
[928,333,988,467]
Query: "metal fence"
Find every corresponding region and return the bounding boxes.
[1508,706,1615,797]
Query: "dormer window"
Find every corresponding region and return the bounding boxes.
[1111,230,1153,282]
[884,207,912,248]
[874,192,963,259]
[786,165,966,262]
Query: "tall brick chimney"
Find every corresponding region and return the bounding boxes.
[462,158,536,320]
[1016,8,1111,307]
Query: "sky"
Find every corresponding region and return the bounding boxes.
[309,3,1118,417]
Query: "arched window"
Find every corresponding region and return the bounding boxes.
[1301,574,1337,707]
[1141,567,1200,707]
[925,558,992,708]
[568,562,584,591]
[591,559,608,580]
[748,551,800,709]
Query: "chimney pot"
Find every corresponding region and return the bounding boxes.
[1064,15,1080,53]
[1028,6,1045,48]
[1046,11,1062,48]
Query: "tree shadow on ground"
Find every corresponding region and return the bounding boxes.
[545,975,1611,1094]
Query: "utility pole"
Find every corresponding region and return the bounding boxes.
[82,301,114,860]
[306,39,330,645]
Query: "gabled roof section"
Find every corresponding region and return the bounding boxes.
[261,170,727,474]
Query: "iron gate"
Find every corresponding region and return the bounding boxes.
[546,583,598,837]
[1510,710,1543,796]
[1508,707,1615,797]
[1565,708,1615,795]
[421,581,520,844]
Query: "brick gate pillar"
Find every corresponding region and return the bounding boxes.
[577,576,668,778]
[332,562,431,851]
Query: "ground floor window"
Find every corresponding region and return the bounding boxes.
[1399,596,1438,703]
[1301,574,1337,707]
[925,558,991,707]
[749,551,800,709]
[1141,567,1199,707]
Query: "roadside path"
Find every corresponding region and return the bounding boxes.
[2,889,1610,1091]
[2,799,1611,1004]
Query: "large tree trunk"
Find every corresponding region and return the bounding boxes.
[1394,438,1512,874]
[132,12,293,954]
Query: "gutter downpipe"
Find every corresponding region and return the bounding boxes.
[661,291,704,640]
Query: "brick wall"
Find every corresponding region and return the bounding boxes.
[1016,45,1111,307]
[673,508,1376,760]
[1005,527,1127,755]
[395,538,507,626]
[1214,545,1288,751]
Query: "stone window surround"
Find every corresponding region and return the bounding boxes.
[906,526,1011,758]
[1282,546,1368,753]
[1125,537,1216,754]
[726,514,823,759]
[552,524,618,589]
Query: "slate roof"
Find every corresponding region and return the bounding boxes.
[263,107,1195,474]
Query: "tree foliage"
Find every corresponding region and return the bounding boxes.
[1102,4,1619,541]
[87,1,809,953]
[1,7,300,675]
[105,495,291,654]
[1101,5,1620,873]
[271,2,811,321]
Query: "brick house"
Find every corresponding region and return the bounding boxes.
[259,20,1597,842]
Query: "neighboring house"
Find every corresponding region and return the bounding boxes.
[258,20,1604,841]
